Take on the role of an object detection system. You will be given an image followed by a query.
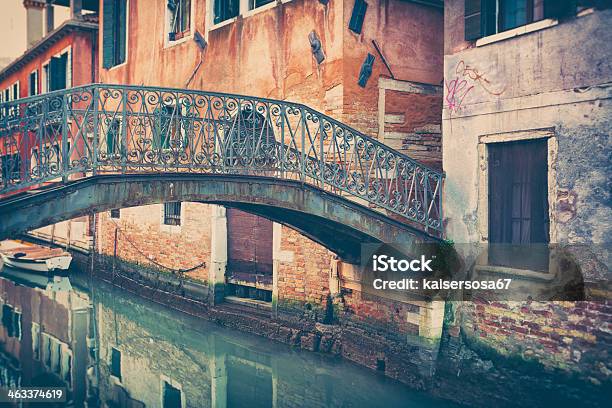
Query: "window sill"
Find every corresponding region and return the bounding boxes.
[208,0,294,33]
[164,33,194,49]
[242,0,293,19]
[106,61,128,72]
[160,223,182,234]
[209,17,238,33]
[476,18,558,47]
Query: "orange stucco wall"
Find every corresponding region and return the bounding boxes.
[99,0,443,137]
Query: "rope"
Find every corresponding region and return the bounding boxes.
[107,218,207,275]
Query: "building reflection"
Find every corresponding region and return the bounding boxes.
[0,268,448,408]
[0,269,92,406]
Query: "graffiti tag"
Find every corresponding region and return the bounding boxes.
[445,61,506,114]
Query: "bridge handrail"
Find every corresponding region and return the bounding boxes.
[0,84,444,233]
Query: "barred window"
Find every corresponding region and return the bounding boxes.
[110,208,121,219]
[163,202,182,226]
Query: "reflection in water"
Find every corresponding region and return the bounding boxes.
[0,266,456,408]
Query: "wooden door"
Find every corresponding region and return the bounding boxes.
[488,138,549,270]
[227,209,273,277]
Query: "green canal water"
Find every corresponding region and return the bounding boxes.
[0,266,458,408]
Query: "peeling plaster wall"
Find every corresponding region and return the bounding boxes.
[438,6,612,401]
[442,9,612,252]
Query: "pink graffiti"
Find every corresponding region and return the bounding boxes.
[445,60,505,113]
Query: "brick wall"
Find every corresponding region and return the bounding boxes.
[276,226,333,317]
[460,300,610,374]
[98,203,212,282]
[342,290,420,336]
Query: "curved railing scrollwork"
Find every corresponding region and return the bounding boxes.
[0,84,444,234]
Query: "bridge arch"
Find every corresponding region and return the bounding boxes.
[0,174,437,263]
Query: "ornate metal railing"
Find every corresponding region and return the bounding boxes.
[0,84,443,233]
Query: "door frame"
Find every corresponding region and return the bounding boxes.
[477,127,558,255]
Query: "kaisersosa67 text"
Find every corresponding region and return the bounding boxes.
[372,278,513,291]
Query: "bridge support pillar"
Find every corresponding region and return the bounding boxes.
[272,223,294,317]
[209,205,228,305]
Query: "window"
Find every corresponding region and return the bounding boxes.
[106,118,121,154]
[103,0,127,68]
[111,347,122,380]
[110,208,121,218]
[42,63,49,93]
[29,70,39,96]
[1,305,22,339]
[11,82,19,101]
[48,53,68,91]
[213,0,239,24]
[464,0,579,40]
[249,0,274,9]
[153,104,188,150]
[162,380,182,408]
[167,0,191,41]
[163,202,182,226]
[211,0,278,25]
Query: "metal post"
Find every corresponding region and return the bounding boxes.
[92,86,99,175]
[300,107,306,183]
[280,104,285,179]
[319,114,324,189]
[61,93,69,182]
[121,88,127,173]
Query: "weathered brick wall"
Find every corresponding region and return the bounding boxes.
[342,290,420,336]
[276,226,333,317]
[435,299,612,407]
[461,300,610,375]
[98,203,212,283]
[384,91,442,168]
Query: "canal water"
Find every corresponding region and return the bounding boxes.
[0,265,458,408]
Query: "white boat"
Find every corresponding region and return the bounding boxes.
[0,244,72,273]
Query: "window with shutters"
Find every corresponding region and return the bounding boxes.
[103,0,127,69]
[212,0,239,24]
[11,82,19,101]
[42,50,70,93]
[8,82,19,116]
[29,70,39,96]
[464,0,580,41]
[249,0,275,9]
[163,202,182,226]
[209,0,292,29]
[153,104,188,150]
[106,118,121,155]
[167,0,191,41]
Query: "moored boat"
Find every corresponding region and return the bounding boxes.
[0,243,72,273]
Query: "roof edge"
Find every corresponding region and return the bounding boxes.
[0,19,98,83]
